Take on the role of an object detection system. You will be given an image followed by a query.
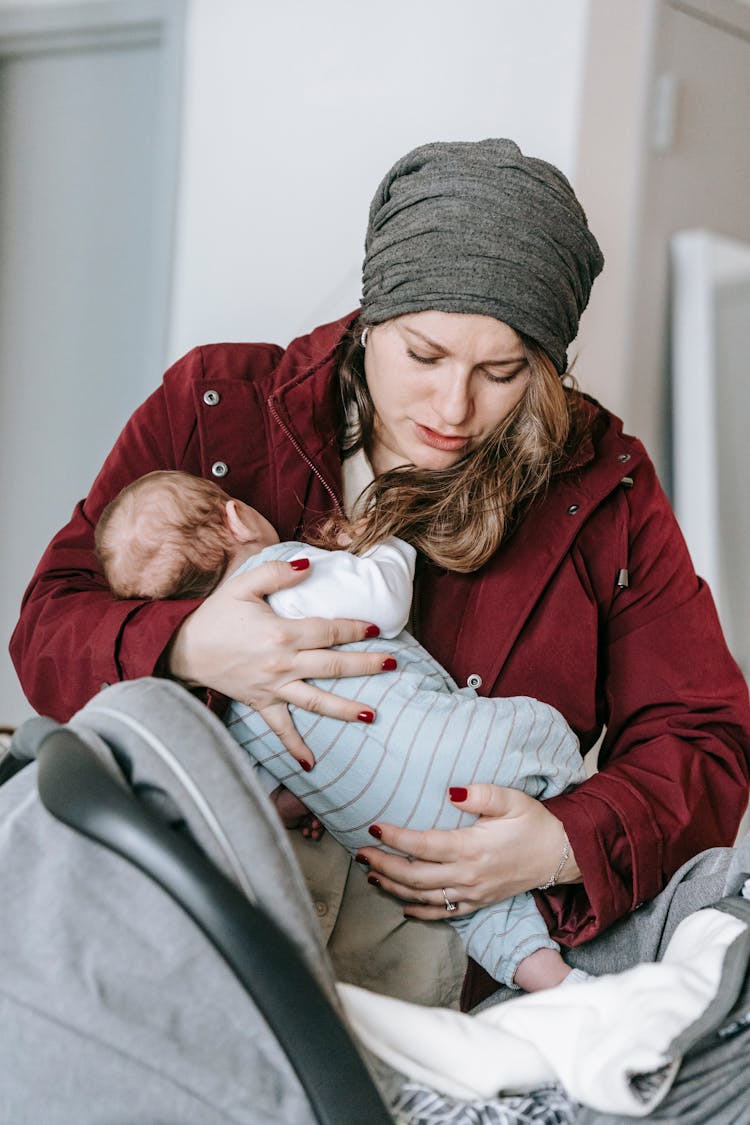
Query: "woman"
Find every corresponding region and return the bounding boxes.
[11,139,750,1009]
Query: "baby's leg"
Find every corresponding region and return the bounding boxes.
[512,947,571,990]
[452,892,563,989]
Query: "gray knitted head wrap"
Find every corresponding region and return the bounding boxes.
[361,139,604,373]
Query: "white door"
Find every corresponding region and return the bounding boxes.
[626,0,750,479]
[0,4,184,724]
[671,230,750,680]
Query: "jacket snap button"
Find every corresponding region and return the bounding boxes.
[314,901,329,917]
[211,461,229,478]
[467,673,482,689]
[567,504,579,515]
[617,453,631,463]
[203,390,221,406]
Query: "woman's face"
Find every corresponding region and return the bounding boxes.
[364,311,531,474]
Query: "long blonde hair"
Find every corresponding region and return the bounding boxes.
[326,319,588,573]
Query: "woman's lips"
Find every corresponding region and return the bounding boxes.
[414,423,470,452]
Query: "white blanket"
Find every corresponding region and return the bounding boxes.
[339,907,745,1116]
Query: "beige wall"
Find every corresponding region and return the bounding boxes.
[571,0,656,421]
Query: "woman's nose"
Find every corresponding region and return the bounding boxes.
[433,374,473,426]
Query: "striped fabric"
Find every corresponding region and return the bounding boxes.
[225,543,586,987]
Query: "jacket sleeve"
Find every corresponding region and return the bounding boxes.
[538,458,750,946]
[9,349,216,721]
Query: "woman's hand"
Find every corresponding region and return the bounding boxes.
[356,784,581,919]
[166,558,391,768]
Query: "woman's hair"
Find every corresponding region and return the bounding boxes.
[95,471,234,599]
[325,318,588,573]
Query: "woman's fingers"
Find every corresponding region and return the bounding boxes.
[168,556,391,715]
[291,642,396,683]
[227,565,395,682]
[257,702,315,770]
[233,564,386,646]
[402,901,469,921]
[447,782,530,820]
[282,679,377,725]
[356,785,580,913]
[364,861,475,915]
[359,844,467,895]
[361,821,465,864]
[226,559,315,600]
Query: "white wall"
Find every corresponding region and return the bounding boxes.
[168,0,591,358]
[0,0,594,367]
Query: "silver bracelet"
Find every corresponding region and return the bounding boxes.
[536,830,571,891]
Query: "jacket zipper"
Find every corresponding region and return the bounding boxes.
[267,396,344,517]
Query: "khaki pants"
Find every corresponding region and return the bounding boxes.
[289,831,466,1009]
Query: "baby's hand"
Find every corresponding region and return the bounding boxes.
[271,786,324,841]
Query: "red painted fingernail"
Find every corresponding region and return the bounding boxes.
[364,624,380,638]
[381,657,397,671]
[449,787,468,802]
[355,853,369,865]
[367,874,381,887]
[368,824,382,840]
[289,558,310,571]
[299,759,313,773]
[357,710,375,724]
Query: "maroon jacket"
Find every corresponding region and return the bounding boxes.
[11,313,750,957]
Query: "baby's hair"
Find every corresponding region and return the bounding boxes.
[95,471,236,600]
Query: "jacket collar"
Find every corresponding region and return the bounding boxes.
[263,312,358,532]
[267,311,358,459]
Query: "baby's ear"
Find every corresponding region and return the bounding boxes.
[225,499,253,543]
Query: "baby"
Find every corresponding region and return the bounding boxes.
[96,470,588,991]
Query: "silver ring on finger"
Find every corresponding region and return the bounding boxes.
[441,887,458,913]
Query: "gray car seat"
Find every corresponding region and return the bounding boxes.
[0,678,393,1124]
[3,678,750,1124]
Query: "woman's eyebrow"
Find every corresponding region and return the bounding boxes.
[400,325,525,365]
[400,325,448,351]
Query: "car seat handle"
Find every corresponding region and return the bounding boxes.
[32,722,393,1125]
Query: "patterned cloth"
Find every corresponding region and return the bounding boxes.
[389,1080,577,1125]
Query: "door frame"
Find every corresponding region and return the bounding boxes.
[0,0,187,369]
[575,0,750,481]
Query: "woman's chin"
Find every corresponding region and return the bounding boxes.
[412,452,463,471]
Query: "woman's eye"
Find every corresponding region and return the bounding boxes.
[406,349,439,366]
[484,366,526,386]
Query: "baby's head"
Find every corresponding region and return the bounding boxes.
[95,470,279,600]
